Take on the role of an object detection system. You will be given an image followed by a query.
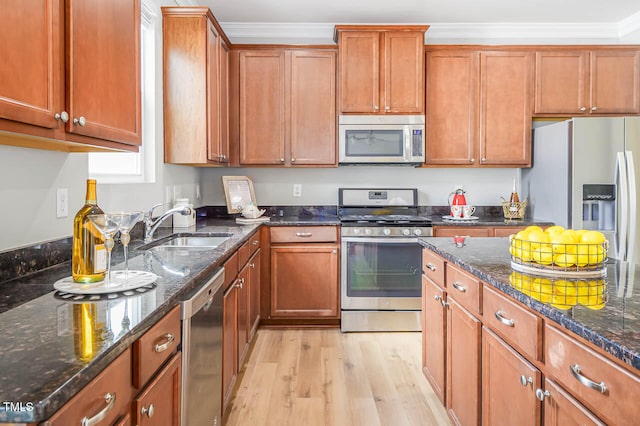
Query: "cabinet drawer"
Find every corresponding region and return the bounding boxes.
[483,285,542,361]
[493,227,526,237]
[45,348,132,425]
[545,324,640,425]
[133,305,181,388]
[434,226,491,237]
[237,231,261,265]
[223,251,239,289]
[422,248,445,288]
[446,264,482,315]
[270,226,338,243]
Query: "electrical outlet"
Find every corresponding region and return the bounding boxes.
[56,188,68,218]
[293,184,302,197]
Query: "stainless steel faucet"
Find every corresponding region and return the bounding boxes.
[144,203,194,243]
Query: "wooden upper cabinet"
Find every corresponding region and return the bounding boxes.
[239,50,286,165]
[237,48,337,166]
[534,48,640,116]
[425,50,478,165]
[163,7,230,165]
[425,48,531,167]
[0,0,141,151]
[67,0,140,145]
[336,26,428,114]
[480,51,532,166]
[0,0,63,131]
[290,50,337,165]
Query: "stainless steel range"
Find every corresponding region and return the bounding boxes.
[339,188,432,332]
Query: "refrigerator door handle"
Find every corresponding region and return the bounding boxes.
[625,151,637,264]
[616,152,629,261]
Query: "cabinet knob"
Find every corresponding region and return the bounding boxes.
[291,158,296,162]
[236,278,244,289]
[580,107,587,112]
[535,388,550,402]
[481,157,486,162]
[385,106,390,111]
[250,263,255,268]
[469,158,475,163]
[81,392,116,426]
[591,106,598,112]
[520,375,533,386]
[280,158,285,162]
[374,105,379,111]
[140,403,155,418]
[73,116,86,126]
[54,111,69,123]
[434,294,442,302]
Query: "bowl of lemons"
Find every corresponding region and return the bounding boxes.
[509,271,607,311]
[509,225,607,277]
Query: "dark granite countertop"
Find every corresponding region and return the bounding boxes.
[420,237,640,373]
[0,219,261,423]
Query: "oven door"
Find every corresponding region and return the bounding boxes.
[341,237,422,310]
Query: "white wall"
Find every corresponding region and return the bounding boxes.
[200,167,520,208]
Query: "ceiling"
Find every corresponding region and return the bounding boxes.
[192,0,640,43]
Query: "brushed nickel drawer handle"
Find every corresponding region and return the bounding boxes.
[82,392,115,426]
[425,263,436,271]
[296,232,313,237]
[154,333,175,353]
[452,282,466,292]
[570,364,608,394]
[252,240,259,246]
[494,310,515,327]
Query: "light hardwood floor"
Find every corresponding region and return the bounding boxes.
[224,329,451,426]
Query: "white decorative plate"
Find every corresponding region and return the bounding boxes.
[442,215,480,222]
[54,271,158,295]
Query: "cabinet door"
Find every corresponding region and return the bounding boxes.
[237,265,250,369]
[338,31,380,113]
[542,378,605,426]
[219,40,230,163]
[422,276,446,404]
[383,31,424,113]
[67,0,141,145]
[534,51,589,115]
[425,50,479,165]
[446,299,481,426]
[239,50,286,164]
[206,20,221,162]
[222,282,237,409]
[0,0,63,130]
[290,50,337,165]
[479,51,532,166]
[590,50,640,114]
[270,244,339,318]
[482,327,541,426]
[249,249,261,339]
[493,226,527,237]
[134,352,181,426]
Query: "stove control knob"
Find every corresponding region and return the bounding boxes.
[352,228,361,235]
[402,229,411,236]
[364,228,372,236]
[414,228,423,236]
[383,228,391,236]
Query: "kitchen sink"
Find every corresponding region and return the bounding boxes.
[137,232,233,251]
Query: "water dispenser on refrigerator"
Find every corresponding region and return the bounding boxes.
[582,184,615,231]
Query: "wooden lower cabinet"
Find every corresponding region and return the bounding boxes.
[422,275,447,404]
[446,298,481,426]
[541,378,604,426]
[482,327,541,426]
[133,352,182,426]
[433,225,528,237]
[270,244,339,318]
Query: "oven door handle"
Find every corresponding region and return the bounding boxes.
[342,237,422,244]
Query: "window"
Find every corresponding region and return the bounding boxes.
[88,0,156,184]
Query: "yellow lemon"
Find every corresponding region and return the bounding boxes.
[549,233,575,255]
[544,225,565,234]
[576,281,591,305]
[589,246,606,264]
[581,230,606,244]
[532,245,553,265]
[554,253,576,268]
[525,225,544,234]
[514,230,530,241]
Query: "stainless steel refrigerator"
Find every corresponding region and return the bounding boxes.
[522,117,640,271]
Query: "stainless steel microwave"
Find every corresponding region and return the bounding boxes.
[338,115,425,165]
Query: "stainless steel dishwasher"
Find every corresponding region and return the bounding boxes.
[181,267,225,426]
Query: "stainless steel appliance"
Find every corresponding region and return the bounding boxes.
[339,188,432,332]
[523,117,640,263]
[181,268,225,426]
[338,115,425,165]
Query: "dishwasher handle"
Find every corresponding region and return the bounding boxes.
[181,268,225,319]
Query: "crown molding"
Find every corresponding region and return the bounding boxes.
[220,21,638,44]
